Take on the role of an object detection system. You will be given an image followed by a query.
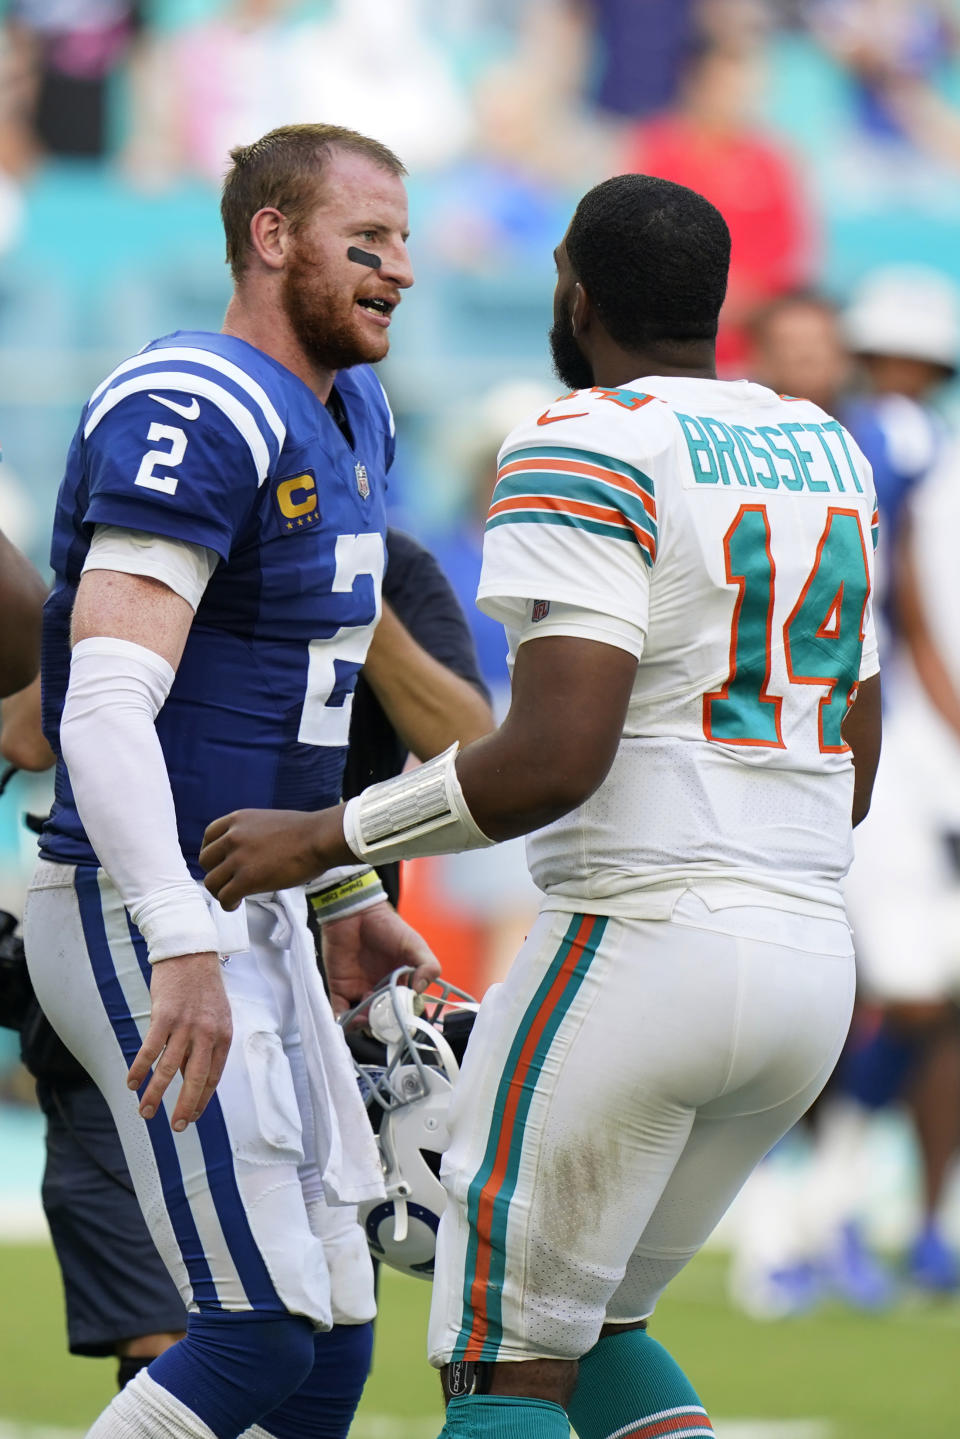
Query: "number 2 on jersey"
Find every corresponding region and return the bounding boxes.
[134,422,187,495]
[298,532,385,748]
[704,504,870,753]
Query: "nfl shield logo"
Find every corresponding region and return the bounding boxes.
[531,598,551,622]
[355,462,370,499]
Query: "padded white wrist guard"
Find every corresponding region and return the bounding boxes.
[342,742,494,865]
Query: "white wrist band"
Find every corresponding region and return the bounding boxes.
[342,743,494,865]
[305,865,387,924]
[132,884,222,963]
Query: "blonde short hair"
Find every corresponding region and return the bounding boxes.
[221,123,406,282]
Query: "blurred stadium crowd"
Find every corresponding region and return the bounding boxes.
[3,0,960,1321]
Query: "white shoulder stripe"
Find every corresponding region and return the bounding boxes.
[84,371,272,484]
[90,346,286,450]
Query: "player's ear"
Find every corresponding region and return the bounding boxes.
[248,207,289,272]
[570,282,591,338]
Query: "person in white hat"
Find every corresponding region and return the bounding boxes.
[841,262,960,1296]
[844,265,960,381]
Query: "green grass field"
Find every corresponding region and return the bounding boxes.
[1,1241,958,1438]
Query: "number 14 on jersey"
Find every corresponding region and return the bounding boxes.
[704,504,871,754]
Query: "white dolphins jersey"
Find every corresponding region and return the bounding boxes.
[477,376,880,917]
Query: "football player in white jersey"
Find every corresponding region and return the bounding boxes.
[203,174,883,1439]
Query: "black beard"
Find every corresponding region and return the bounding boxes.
[548,316,593,391]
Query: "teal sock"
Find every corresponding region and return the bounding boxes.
[568,1327,712,1439]
[440,1394,570,1438]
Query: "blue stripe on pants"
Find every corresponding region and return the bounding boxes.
[121,910,285,1311]
[75,867,221,1308]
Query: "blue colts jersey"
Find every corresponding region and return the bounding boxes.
[41,330,391,874]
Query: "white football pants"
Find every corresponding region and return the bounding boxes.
[429,889,855,1364]
[24,860,374,1329]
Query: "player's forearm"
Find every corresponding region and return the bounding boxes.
[344,635,635,858]
[303,726,595,872]
[842,672,882,828]
[0,676,55,771]
[451,726,594,840]
[453,633,635,838]
[362,603,494,759]
[0,532,46,698]
[200,711,606,904]
[201,725,587,906]
[200,635,636,906]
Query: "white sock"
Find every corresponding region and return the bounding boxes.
[86,1371,219,1439]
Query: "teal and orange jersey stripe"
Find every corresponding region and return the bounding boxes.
[606,1405,714,1438]
[870,505,879,551]
[452,911,608,1363]
[488,445,658,565]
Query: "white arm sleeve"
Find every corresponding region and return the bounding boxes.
[60,636,221,963]
[81,527,218,612]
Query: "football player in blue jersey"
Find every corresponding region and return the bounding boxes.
[7,527,492,1400]
[23,124,443,1439]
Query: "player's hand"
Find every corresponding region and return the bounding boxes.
[200,805,351,909]
[321,901,441,1018]
[127,952,232,1131]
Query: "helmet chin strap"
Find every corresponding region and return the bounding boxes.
[369,982,463,1098]
[402,1011,462,1084]
[377,1098,413,1207]
[391,1196,409,1243]
[367,983,418,1045]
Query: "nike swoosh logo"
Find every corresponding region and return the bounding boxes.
[149,393,201,421]
[537,410,589,425]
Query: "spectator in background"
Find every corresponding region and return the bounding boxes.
[573,0,701,122]
[622,39,816,372]
[0,0,141,166]
[422,36,610,276]
[842,265,957,612]
[422,63,576,273]
[0,21,31,251]
[729,292,881,1317]
[124,0,470,190]
[733,271,960,1315]
[568,0,769,124]
[748,289,853,413]
[806,0,960,160]
[840,265,960,1295]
